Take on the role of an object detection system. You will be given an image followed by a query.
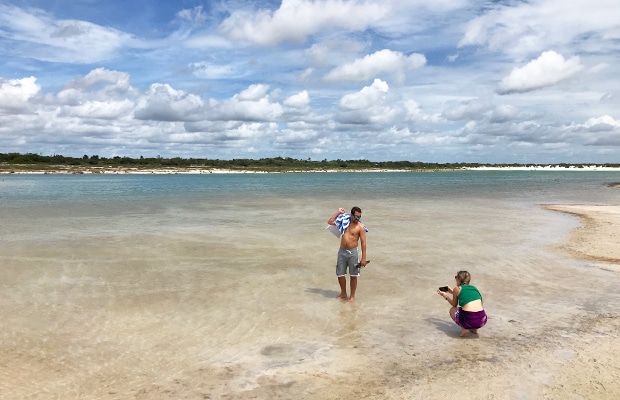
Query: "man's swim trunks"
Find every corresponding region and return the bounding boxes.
[336,247,360,277]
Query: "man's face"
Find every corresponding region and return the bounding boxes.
[351,212,362,224]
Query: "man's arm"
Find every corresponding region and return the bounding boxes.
[359,226,367,266]
[328,208,345,225]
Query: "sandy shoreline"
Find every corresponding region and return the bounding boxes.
[2,164,620,174]
[535,204,620,398]
[544,205,620,269]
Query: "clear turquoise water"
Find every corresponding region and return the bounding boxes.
[2,170,619,207]
[2,170,618,241]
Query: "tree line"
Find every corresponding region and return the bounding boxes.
[1,153,618,171]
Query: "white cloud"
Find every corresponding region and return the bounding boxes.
[336,79,402,127]
[189,62,239,79]
[219,0,389,45]
[324,49,426,82]
[209,85,283,122]
[442,99,492,121]
[489,105,520,124]
[0,5,132,64]
[588,63,609,74]
[62,68,131,95]
[134,84,205,122]
[458,0,620,60]
[339,79,389,111]
[59,99,135,120]
[177,6,207,24]
[237,84,270,101]
[0,77,40,114]
[497,51,583,94]
[284,91,311,108]
[305,39,368,66]
[584,115,620,131]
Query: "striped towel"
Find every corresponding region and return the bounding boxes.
[326,213,368,238]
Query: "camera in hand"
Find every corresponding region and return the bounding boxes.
[354,260,370,268]
[438,286,449,292]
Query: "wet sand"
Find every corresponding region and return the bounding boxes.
[1,199,620,399]
[544,205,620,269]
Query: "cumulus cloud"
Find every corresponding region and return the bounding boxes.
[339,79,389,110]
[337,79,400,126]
[59,99,135,120]
[0,77,41,114]
[237,84,270,101]
[218,0,389,45]
[496,51,583,95]
[284,91,311,108]
[62,68,131,95]
[324,49,426,82]
[584,115,620,132]
[208,84,283,122]
[134,84,205,122]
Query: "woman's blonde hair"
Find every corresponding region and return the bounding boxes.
[456,271,471,285]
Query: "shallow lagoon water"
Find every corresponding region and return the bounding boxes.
[1,171,620,398]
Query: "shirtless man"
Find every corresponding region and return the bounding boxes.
[328,207,367,302]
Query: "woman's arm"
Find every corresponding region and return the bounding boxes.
[437,286,460,307]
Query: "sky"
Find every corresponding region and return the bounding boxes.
[0,0,619,163]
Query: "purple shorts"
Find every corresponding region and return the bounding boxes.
[454,308,488,330]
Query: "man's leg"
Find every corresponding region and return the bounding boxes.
[348,276,357,302]
[337,276,347,299]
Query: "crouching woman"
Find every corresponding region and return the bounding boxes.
[438,270,487,337]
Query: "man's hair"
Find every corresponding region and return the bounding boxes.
[351,206,362,215]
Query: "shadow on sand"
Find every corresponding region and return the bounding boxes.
[426,317,480,338]
[306,287,340,298]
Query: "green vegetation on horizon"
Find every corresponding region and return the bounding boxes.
[1,153,618,172]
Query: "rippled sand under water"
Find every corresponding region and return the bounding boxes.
[2,196,620,399]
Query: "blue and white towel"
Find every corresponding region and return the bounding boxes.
[326,213,369,238]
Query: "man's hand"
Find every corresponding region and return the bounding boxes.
[329,208,346,225]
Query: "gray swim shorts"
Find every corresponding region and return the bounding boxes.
[336,247,360,277]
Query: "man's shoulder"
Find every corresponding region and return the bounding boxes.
[353,223,366,233]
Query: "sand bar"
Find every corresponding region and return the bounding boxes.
[2,163,620,174]
[544,204,620,270]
